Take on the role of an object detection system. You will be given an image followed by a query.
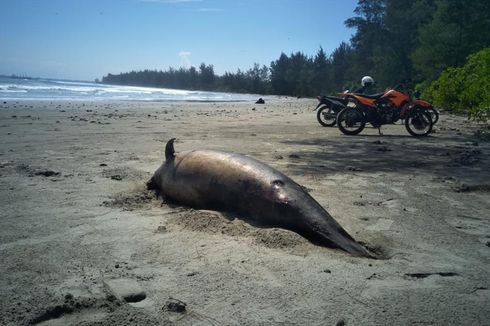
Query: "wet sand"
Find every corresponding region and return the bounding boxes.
[0,99,489,325]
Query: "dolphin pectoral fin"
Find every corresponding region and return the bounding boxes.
[165,138,176,160]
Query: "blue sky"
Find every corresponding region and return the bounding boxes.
[0,0,357,81]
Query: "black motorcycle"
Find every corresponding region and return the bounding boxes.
[314,95,349,127]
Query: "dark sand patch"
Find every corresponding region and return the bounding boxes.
[452,183,490,193]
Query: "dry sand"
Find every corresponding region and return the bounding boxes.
[0,98,489,325]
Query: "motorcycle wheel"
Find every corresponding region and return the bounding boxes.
[405,110,433,137]
[316,105,337,127]
[427,107,439,125]
[337,108,366,135]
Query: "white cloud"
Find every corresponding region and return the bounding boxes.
[179,51,192,68]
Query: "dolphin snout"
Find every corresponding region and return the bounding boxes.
[146,176,158,191]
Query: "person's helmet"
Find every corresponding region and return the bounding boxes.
[361,76,374,87]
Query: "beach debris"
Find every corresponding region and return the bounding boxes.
[405,272,459,279]
[156,225,168,233]
[345,165,362,171]
[255,98,265,104]
[34,170,60,177]
[367,273,382,280]
[164,297,187,313]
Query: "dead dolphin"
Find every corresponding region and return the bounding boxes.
[148,138,373,257]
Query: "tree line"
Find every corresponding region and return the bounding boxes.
[101,0,490,114]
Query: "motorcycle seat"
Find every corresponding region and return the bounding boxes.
[326,96,346,101]
[354,92,384,99]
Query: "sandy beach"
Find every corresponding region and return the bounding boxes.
[0,98,489,325]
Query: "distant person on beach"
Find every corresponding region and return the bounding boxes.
[354,76,375,94]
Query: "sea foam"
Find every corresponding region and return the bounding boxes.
[0,76,261,102]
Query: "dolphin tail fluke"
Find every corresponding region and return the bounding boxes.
[165,138,176,160]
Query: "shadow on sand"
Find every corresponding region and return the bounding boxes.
[280,133,487,184]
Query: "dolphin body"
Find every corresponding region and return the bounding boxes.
[148,139,373,258]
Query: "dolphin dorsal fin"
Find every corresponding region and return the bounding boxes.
[165,138,176,160]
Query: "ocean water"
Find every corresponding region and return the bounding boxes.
[0,76,262,102]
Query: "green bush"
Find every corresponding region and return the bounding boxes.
[421,47,490,119]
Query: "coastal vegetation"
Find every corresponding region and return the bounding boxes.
[102,0,490,117]
[423,47,490,119]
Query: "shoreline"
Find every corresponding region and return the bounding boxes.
[0,76,276,103]
[0,98,288,104]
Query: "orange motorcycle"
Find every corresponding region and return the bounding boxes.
[335,84,434,137]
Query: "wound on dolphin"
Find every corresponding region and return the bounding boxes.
[148,138,374,258]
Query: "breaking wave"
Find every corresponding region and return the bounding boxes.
[0,76,261,102]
